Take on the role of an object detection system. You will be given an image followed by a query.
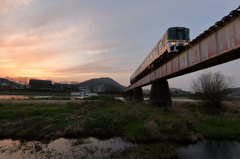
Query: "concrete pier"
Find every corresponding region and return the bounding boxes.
[133,87,143,102]
[125,89,133,100]
[149,78,172,106]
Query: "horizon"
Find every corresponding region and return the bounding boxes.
[1,1,240,91]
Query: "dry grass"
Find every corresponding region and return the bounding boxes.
[0,99,240,142]
[222,100,240,119]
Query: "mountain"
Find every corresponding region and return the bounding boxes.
[78,77,125,92]
[0,78,21,88]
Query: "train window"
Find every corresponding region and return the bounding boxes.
[178,31,184,40]
[168,28,190,40]
[153,49,156,55]
[184,29,190,40]
[158,41,162,48]
[168,28,176,40]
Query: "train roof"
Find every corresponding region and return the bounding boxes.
[167,26,189,29]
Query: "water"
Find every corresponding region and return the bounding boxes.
[1,138,240,159]
[172,98,200,102]
[0,95,200,102]
[0,95,83,100]
[0,137,134,159]
[143,97,199,102]
[177,139,240,159]
[0,95,29,99]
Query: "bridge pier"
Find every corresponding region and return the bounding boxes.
[133,87,144,102]
[149,78,172,107]
[124,89,133,100]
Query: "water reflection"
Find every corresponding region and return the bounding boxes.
[0,137,134,159]
[172,98,200,102]
[0,95,84,100]
[177,139,240,159]
[0,95,200,102]
[0,95,29,99]
[143,98,199,102]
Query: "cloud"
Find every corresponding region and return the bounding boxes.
[51,56,142,77]
[87,50,109,55]
[0,0,36,13]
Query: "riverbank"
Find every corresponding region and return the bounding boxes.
[0,98,240,142]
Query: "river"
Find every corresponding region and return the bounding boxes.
[0,95,200,102]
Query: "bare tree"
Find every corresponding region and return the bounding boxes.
[16,77,29,89]
[5,76,13,89]
[70,81,79,91]
[191,71,234,110]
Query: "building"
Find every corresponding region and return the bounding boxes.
[92,84,106,93]
[29,79,52,89]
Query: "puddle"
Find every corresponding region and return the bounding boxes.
[177,139,240,159]
[0,137,134,159]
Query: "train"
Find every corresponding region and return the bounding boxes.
[130,27,190,84]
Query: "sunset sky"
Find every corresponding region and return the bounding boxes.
[1,0,240,91]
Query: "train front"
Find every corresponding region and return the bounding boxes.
[167,27,190,53]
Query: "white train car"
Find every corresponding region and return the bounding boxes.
[130,27,190,84]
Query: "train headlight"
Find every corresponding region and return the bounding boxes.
[171,42,176,45]
[185,42,189,45]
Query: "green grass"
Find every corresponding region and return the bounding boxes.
[0,100,240,142]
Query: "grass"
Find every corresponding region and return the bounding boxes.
[106,142,177,159]
[0,98,240,143]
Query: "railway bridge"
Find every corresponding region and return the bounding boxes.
[123,6,240,106]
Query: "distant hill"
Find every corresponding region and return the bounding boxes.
[0,78,21,88]
[78,77,125,92]
[229,87,240,96]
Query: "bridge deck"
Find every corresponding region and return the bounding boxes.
[125,7,240,92]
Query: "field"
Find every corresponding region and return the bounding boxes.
[0,97,240,142]
[1,97,240,158]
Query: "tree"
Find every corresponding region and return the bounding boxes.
[15,76,29,89]
[191,71,234,110]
